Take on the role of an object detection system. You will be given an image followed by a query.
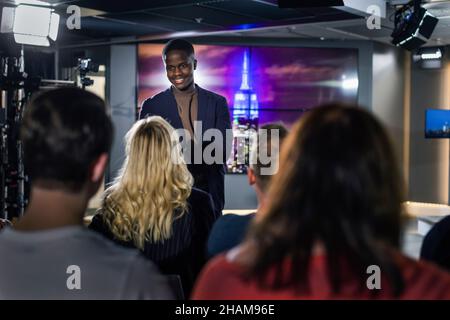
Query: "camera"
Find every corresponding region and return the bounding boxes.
[78,58,99,74]
[77,58,99,89]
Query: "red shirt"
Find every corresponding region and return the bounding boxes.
[192,252,450,300]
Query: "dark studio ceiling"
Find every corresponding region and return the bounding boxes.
[2,1,450,48]
[0,0,361,47]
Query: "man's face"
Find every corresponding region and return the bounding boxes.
[164,49,197,91]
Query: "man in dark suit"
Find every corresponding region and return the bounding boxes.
[139,39,231,217]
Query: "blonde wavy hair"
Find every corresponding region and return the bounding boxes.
[101,116,193,249]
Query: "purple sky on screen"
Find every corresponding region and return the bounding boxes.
[138,44,358,125]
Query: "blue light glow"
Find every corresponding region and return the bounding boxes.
[233,49,259,120]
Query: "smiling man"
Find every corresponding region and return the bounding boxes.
[139,39,231,217]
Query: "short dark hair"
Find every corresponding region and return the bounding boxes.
[247,104,406,296]
[250,123,288,191]
[162,38,195,58]
[21,87,113,192]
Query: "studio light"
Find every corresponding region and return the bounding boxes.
[391,0,438,51]
[0,1,60,47]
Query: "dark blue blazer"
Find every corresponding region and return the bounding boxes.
[207,213,255,258]
[139,85,231,216]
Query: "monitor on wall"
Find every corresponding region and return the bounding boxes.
[425,108,450,138]
[137,44,359,127]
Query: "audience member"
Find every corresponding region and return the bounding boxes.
[192,104,450,299]
[90,116,216,297]
[207,123,288,257]
[420,215,450,271]
[0,88,173,299]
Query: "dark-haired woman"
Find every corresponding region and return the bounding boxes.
[193,104,450,299]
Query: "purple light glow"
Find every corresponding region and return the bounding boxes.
[138,44,358,126]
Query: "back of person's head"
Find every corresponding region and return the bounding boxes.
[21,87,113,193]
[162,38,195,58]
[102,116,193,249]
[249,123,288,192]
[247,103,405,296]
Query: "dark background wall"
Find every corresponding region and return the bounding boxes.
[107,45,137,183]
[408,51,450,204]
[371,42,407,182]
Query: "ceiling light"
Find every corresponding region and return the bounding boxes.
[413,47,444,69]
[421,49,442,60]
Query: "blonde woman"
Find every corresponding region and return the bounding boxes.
[89,116,216,297]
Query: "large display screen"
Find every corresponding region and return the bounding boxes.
[138,43,359,172]
[138,44,359,126]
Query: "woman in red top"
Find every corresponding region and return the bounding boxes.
[192,103,450,300]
